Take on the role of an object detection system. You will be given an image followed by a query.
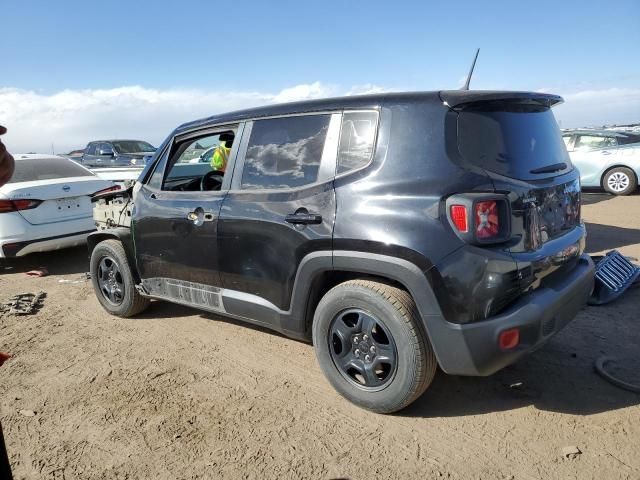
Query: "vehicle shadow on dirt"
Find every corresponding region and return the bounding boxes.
[137,300,293,339]
[581,189,640,205]
[0,246,89,276]
[137,287,640,418]
[581,190,615,206]
[402,287,640,418]
[585,222,640,255]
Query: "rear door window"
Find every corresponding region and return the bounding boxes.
[457,102,572,180]
[9,158,94,183]
[240,114,331,190]
[337,111,378,175]
[575,135,617,151]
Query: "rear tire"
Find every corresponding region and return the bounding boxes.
[90,239,150,317]
[312,279,437,413]
[603,167,637,195]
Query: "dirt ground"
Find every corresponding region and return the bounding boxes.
[1,192,639,480]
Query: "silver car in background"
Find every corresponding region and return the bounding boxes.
[562,129,640,195]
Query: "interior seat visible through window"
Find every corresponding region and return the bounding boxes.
[160,130,236,192]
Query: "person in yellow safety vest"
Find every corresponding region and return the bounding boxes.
[210,133,234,172]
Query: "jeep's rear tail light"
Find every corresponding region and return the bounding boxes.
[498,328,520,350]
[475,201,499,239]
[446,194,510,245]
[0,199,43,213]
[449,205,468,233]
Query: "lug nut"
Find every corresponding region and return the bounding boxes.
[365,355,371,362]
[353,337,359,343]
[363,334,369,341]
[355,349,360,357]
[370,346,376,353]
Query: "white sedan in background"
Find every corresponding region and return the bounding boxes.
[0,154,115,258]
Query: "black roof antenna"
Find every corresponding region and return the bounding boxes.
[461,48,480,90]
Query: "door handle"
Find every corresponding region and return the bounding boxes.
[285,212,322,225]
[187,207,215,226]
[602,150,611,155]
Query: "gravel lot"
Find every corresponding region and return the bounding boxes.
[1,192,639,480]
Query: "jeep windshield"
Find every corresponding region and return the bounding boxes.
[113,141,156,154]
[457,102,572,180]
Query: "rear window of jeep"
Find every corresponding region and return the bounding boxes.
[458,102,572,180]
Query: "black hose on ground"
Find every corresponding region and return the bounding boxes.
[595,356,640,394]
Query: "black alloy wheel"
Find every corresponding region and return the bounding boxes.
[90,239,150,317]
[329,308,398,390]
[97,256,125,305]
[313,280,437,413]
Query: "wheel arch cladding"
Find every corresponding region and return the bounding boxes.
[324,251,449,368]
[87,229,139,281]
[301,269,408,337]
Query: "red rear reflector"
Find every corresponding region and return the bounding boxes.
[475,200,499,239]
[499,328,520,350]
[0,199,43,213]
[450,205,468,233]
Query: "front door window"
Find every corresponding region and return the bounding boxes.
[161,130,237,192]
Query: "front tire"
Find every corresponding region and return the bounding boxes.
[90,239,150,317]
[312,280,437,413]
[603,167,637,195]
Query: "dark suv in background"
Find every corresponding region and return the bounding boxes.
[88,91,594,413]
[80,139,156,168]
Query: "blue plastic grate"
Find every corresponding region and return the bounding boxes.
[589,250,640,305]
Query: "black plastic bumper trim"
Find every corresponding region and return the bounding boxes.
[436,254,595,376]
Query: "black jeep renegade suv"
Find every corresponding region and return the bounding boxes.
[89,90,595,413]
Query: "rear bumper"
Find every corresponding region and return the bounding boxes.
[0,213,95,258]
[434,254,595,376]
[1,230,94,258]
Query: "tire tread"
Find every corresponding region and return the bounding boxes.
[91,239,150,317]
[318,279,437,413]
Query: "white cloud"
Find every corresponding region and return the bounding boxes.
[0,83,339,154]
[345,84,388,96]
[552,88,640,128]
[1,83,638,153]
[0,85,275,153]
[271,81,334,103]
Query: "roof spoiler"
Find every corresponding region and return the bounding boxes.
[439,91,564,109]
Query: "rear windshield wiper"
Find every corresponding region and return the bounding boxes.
[530,162,567,174]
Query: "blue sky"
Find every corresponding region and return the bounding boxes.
[2,0,640,152]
